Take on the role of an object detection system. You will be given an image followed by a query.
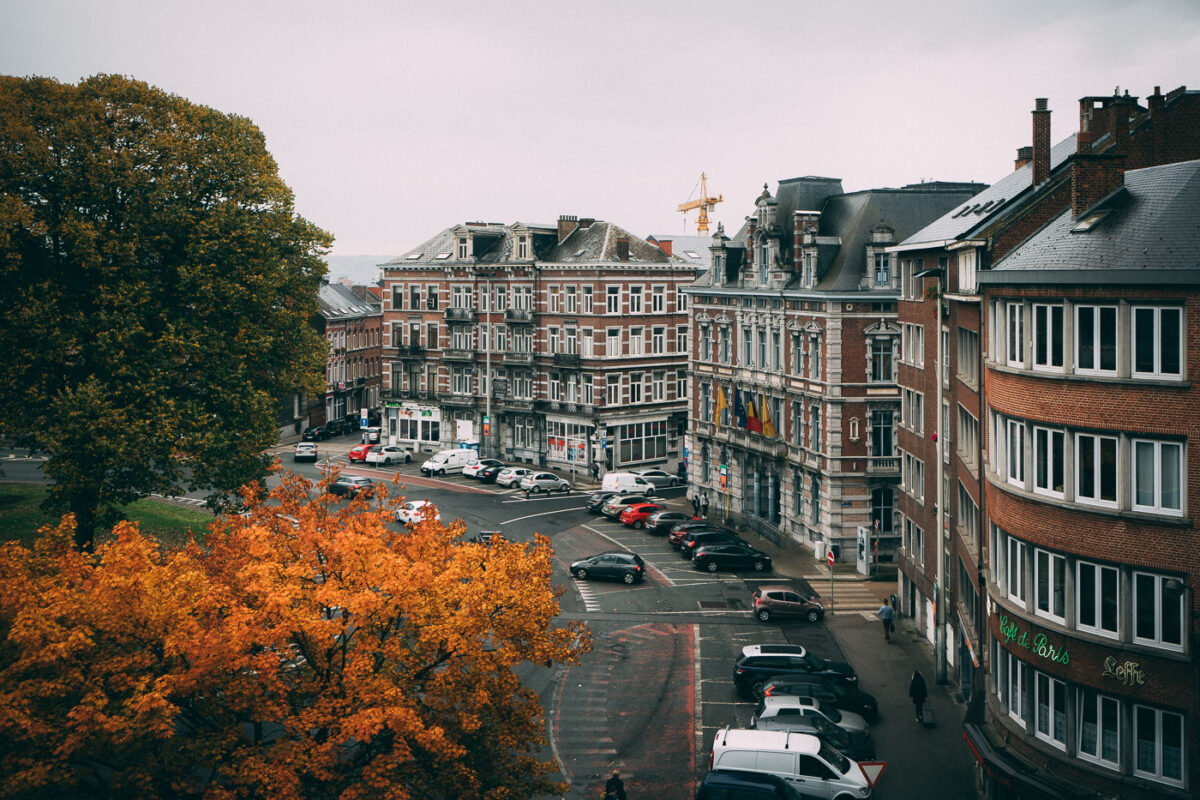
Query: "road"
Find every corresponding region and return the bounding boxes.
[6,438,978,799]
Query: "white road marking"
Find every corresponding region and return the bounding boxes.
[501,507,585,525]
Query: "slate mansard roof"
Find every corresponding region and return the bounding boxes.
[980,159,1200,286]
[318,281,380,320]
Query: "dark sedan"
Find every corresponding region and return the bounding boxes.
[667,521,727,547]
[569,552,646,585]
[302,425,327,441]
[733,647,857,696]
[327,475,374,498]
[693,543,772,573]
[645,510,699,535]
[679,529,746,559]
[758,675,880,721]
[475,463,505,483]
[585,491,620,514]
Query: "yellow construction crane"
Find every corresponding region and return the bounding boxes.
[677,172,723,234]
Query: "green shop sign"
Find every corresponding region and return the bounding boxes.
[997,614,1069,665]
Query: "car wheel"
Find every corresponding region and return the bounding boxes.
[622,572,636,585]
[633,520,643,529]
[384,457,392,465]
[805,609,820,623]
[437,468,445,476]
[560,484,569,493]
[573,568,587,580]
[705,560,719,573]
[404,454,411,463]
[756,609,772,622]
[752,560,767,572]
[751,680,767,697]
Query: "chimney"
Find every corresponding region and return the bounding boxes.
[1148,85,1165,165]
[1108,92,1136,156]
[616,236,630,262]
[1071,149,1125,217]
[557,215,579,243]
[1014,146,1034,170]
[656,238,673,256]
[1032,98,1051,186]
[578,218,595,229]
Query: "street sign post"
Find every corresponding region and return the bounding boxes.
[857,761,888,788]
[828,548,835,614]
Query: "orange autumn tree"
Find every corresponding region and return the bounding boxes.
[0,473,590,799]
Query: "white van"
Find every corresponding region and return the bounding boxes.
[420,449,475,476]
[709,728,871,800]
[600,472,656,496]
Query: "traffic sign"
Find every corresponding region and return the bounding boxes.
[827,550,835,567]
[857,761,888,788]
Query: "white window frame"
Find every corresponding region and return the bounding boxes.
[1075,304,1118,374]
[1133,705,1185,786]
[629,327,644,356]
[1076,560,1119,639]
[1075,432,1118,508]
[1033,426,1065,498]
[1007,535,1027,605]
[1034,548,1066,624]
[1132,439,1183,515]
[606,286,621,314]
[1132,306,1183,379]
[651,285,665,313]
[629,285,644,314]
[1133,572,1185,651]
[1007,651,1026,725]
[1078,689,1120,769]
[1033,303,1064,371]
[1034,670,1067,750]
[1005,301,1024,367]
[1005,419,1025,487]
[581,285,593,313]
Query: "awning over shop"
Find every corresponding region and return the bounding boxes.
[962,723,1092,799]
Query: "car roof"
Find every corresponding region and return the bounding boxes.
[712,727,820,755]
[754,584,796,594]
[760,695,817,711]
[741,644,808,658]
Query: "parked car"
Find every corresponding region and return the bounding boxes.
[695,769,807,800]
[361,426,382,444]
[520,472,570,494]
[667,521,726,547]
[733,644,857,697]
[752,585,825,623]
[293,442,319,462]
[323,419,347,437]
[462,458,504,479]
[645,509,698,534]
[753,694,869,735]
[618,502,665,529]
[600,472,656,496]
[327,475,374,498]
[750,700,876,761]
[679,529,746,560]
[301,425,327,441]
[366,445,412,466]
[348,443,372,463]
[630,467,683,488]
[693,543,772,573]
[585,490,620,513]
[569,552,645,584]
[475,462,505,483]
[600,494,653,519]
[709,727,871,800]
[758,675,879,721]
[395,500,440,525]
[495,467,533,488]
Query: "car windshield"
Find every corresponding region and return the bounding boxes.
[809,715,846,743]
[818,703,842,723]
[818,740,852,774]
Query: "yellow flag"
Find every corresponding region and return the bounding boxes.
[715,385,728,429]
[761,395,777,438]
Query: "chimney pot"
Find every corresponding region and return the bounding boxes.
[1015,145,1034,169]
[1031,99,1052,185]
[616,237,630,262]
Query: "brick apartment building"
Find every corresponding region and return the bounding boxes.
[378,217,697,470]
[891,85,1200,799]
[315,280,383,427]
[684,177,983,558]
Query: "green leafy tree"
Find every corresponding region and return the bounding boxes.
[0,75,331,549]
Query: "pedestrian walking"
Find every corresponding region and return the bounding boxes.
[700,492,709,519]
[691,494,700,517]
[602,770,627,800]
[876,602,895,643]
[909,670,928,723]
[590,460,600,483]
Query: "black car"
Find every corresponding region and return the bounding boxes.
[733,645,857,696]
[695,769,805,800]
[585,490,620,514]
[322,419,344,437]
[645,510,698,534]
[302,425,326,441]
[758,674,879,721]
[667,520,727,547]
[476,463,505,483]
[327,475,374,498]
[679,529,746,560]
[569,552,646,584]
[693,543,772,573]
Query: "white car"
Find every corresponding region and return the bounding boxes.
[293,442,319,462]
[495,467,532,488]
[366,445,412,466]
[462,458,504,478]
[395,500,440,525]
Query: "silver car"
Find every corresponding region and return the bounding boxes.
[519,471,570,494]
[496,467,532,487]
[631,468,683,488]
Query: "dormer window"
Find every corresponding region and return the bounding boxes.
[517,236,528,259]
[457,237,468,259]
[714,254,724,285]
[759,238,770,284]
[874,253,891,286]
[804,253,815,287]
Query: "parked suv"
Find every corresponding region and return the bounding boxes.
[751,694,869,735]
[679,529,746,559]
[366,445,412,465]
[758,675,879,721]
[668,521,725,547]
[733,644,857,697]
[752,585,825,623]
[293,442,319,462]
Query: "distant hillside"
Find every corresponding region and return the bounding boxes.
[324,254,393,286]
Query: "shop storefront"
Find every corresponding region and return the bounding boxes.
[385,401,441,450]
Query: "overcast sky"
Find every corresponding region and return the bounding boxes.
[3,1,1198,258]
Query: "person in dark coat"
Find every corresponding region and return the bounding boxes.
[909,670,928,723]
[603,770,627,800]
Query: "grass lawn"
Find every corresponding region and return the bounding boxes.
[0,484,213,549]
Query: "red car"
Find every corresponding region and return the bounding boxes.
[618,502,665,529]
[348,444,372,463]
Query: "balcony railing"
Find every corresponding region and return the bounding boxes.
[553,353,581,368]
[504,308,534,324]
[503,351,533,365]
[442,348,475,361]
[866,456,900,475]
[444,307,476,323]
[395,344,426,359]
[442,394,475,408]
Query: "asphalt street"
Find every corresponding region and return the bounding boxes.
[5,437,979,800]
